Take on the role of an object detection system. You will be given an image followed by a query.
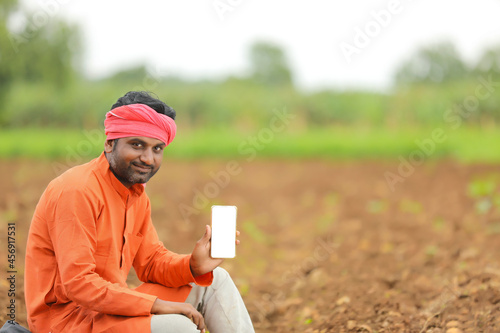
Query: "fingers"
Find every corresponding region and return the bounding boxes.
[190,311,205,332]
[236,230,241,246]
[153,300,206,331]
[181,305,205,331]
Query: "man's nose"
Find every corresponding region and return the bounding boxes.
[140,148,154,165]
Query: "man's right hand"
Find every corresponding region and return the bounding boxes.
[151,298,205,333]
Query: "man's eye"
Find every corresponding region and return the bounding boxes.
[154,146,164,152]
[132,143,142,148]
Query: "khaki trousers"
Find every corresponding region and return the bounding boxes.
[150,267,255,333]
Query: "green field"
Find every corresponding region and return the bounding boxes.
[0,126,498,162]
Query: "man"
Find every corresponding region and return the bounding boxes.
[24,91,255,333]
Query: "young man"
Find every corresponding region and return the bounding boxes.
[24,91,255,333]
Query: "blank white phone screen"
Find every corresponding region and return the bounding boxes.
[211,205,237,258]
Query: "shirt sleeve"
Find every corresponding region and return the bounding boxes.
[133,199,213,288]
[49,188,157,317]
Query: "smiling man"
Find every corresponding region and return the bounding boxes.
[106,136,164,185]
[24,91,255,333]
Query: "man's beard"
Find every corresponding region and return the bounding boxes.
[108,157,159,186]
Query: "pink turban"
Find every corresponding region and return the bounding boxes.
[104,104,177,146]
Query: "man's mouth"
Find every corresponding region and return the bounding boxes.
[132,163,152,172]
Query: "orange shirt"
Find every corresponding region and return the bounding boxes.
[25,152,212,333]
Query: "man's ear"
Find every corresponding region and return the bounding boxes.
[104,139,114,153]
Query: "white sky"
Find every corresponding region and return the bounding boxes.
[23,0,500,91]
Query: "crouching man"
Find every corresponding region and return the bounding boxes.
[25,91,255,333]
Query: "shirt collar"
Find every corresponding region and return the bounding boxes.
[95,152,145,201]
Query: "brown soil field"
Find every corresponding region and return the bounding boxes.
[1,158,500,332]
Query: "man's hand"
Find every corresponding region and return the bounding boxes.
[151,298,205,333]
[190,225,240,277]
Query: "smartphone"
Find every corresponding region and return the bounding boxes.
[211,205,237,258]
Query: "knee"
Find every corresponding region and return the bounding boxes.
[151,314,200,333]
[212,267,230,290]
[175,317,200,333]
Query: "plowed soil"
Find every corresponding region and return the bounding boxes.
[1,158,500,332]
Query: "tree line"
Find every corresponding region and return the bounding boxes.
[1,1,499,129]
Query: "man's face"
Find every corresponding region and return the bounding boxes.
[104,136,166,188]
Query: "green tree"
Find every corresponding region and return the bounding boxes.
[9,17,80,86]
[0,0,19,94]
[249,41,293,87]
[0,2,81,125]
[474,45,500,78]
[108,65,149,83]
[394,41,469,85]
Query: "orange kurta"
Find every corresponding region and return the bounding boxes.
[25,152,212,333]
